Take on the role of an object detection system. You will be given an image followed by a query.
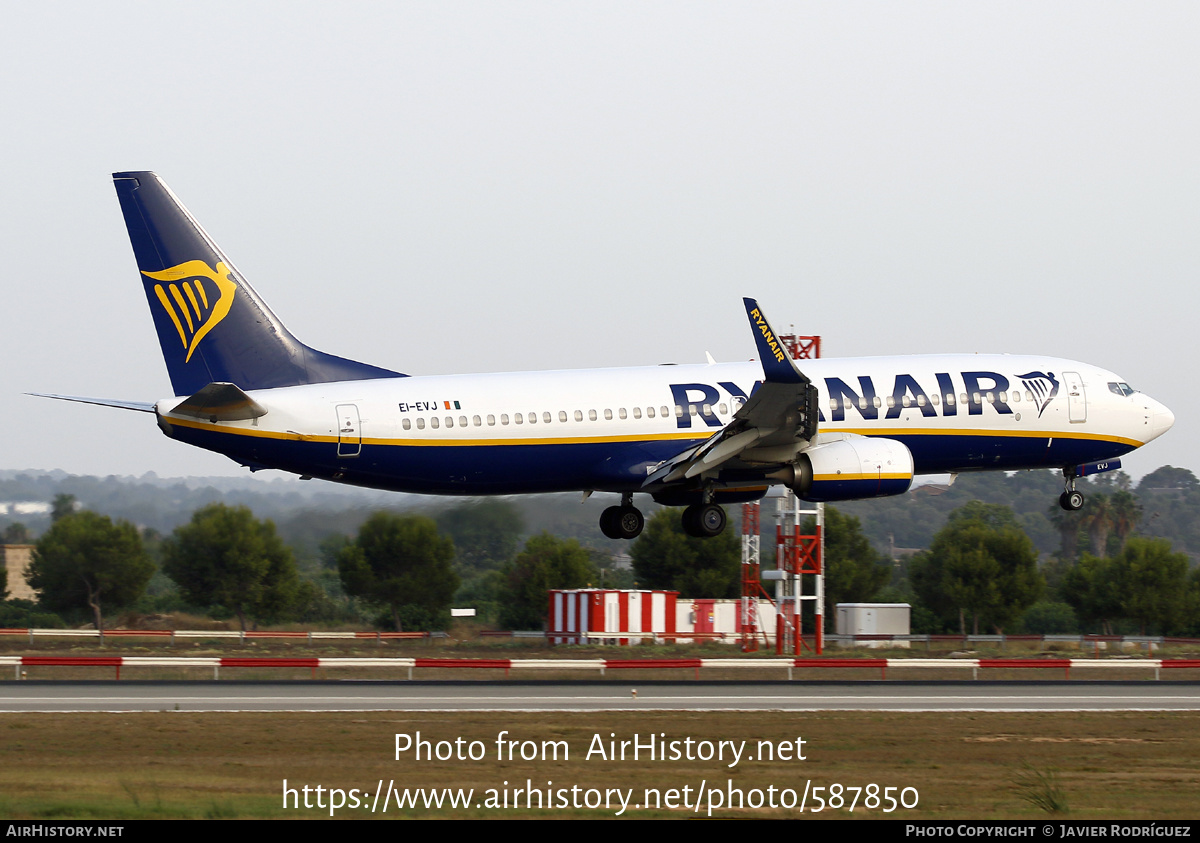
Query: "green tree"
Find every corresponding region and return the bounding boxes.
[161,503,303,631]
[803,506,891,606]
[27,511,153,634]
[1115,537,1189,636]
[1059,554,1122,635]
[51,494,77,522]
[2,523,30,544]
[909,502,1043,634]
[436,499,525,573]
[630,509,740,598]
[337,513,458,631]
[499,532,596,630]
[1108,490,1143,552]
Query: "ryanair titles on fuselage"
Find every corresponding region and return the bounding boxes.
[668,369,1061,429]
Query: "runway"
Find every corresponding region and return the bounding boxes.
[2,680,1199,712]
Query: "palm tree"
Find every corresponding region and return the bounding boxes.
[1109,490,1143,551]
[1081,493,1113,557]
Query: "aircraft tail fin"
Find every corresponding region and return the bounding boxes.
[112,172,405,396]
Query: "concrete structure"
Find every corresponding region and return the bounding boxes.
[1,545,36,601]
[835,603,911,648]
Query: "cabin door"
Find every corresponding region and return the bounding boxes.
[1063,372,1087,423]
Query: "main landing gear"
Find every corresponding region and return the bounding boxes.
[597,494,729,539]
[600,493,645,540]
[1059,469,1085,511]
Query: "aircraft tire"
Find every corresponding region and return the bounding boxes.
[682,503,726,537]
[696,503,727,537]
[599,506,623,539]
[1059,490,1085,511]
[616,506,644,539]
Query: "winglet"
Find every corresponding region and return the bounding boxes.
[743,298,808,384]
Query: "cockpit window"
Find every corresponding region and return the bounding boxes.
[1108,382,1136,397]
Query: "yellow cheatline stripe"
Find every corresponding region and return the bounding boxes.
[813,473,912,482]
[828,426,1142,448]
[165,416,711,447]
[183,281,202,320]
[164,416,1143,451]
[154,285,187,347]
[169,284,194,332]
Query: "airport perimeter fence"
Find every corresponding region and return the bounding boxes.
[1,627,1197,654]
[4,654,1200,681]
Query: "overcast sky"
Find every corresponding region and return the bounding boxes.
[1,2,1195,488]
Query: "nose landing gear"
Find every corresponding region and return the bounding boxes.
[1059,469,1085,511]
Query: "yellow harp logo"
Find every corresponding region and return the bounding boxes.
[143,260,237,362]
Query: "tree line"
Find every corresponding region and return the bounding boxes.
[3,466,1199,637]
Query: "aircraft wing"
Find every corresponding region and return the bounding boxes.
[643,298,819,487]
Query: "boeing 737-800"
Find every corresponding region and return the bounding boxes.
[38,172,1175,539]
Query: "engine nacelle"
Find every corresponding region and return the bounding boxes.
[786,435,914,502]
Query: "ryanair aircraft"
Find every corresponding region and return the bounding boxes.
[39,172,1175,539]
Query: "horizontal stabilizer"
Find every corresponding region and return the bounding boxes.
[170,382,267,422]
[28,393,155,413]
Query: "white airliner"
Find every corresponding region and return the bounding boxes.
[39,172,1175,539]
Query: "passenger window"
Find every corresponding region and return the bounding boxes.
[674,406,683,418]
[719,403,727,415]
[829,399,838,411]
[916,395,926,407]
[688,406,697,417]
[460,416,468,426]
[431,417,440,429]
[873,397,882,408]
[985,393,994,404]
[702,404,712,417]
[605,409,613,420]
[558,411,567,422]
[574,410,583,422]
[647,406,655,418]
[886,396,896,408]
[402,418,411,430]
[945,394,955,406]
[1010,392,1019,403]
[446,417,454,428]
[417,418,425,430]
[662,406,670,417]
[972,393,981,404]
[472,415,481,426]
[619,408,627,420]
[633,407,642,419]
[1025,390,1034,401]
[998,392,1007,403]
[589,410,597,421]
[500,414,509,425]
[859,397,868,410]
[527,412,536,424]
[514,413,523,425]
[902,396,911,408]
[930,394,939,406]
[487,415,496,426]
[960,393,969,405]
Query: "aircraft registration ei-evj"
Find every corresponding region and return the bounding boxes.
[37,172,1175,539]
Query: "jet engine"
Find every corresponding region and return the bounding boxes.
[777,434,914,502]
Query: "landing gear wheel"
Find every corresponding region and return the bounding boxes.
[600,505,644,539]
[682,503,727,538]
[1059,490,1085,511]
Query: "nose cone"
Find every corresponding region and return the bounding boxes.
[1144,396,1175,443]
